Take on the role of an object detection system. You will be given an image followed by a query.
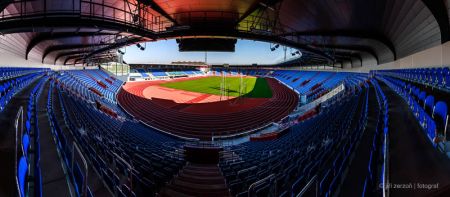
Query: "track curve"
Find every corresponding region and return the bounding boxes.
[117,77,298,140]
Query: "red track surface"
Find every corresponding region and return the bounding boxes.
[118,77,298,140]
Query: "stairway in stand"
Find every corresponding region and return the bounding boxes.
[159,162,231,197]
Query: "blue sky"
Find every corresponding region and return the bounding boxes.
[123,39,300,65]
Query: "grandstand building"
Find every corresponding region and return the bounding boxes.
[0,0,450,197]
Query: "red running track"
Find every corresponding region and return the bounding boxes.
[117,77,298,140]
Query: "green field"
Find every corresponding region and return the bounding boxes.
[160,76,273,98]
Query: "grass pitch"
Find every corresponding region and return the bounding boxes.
[160,76,272,98]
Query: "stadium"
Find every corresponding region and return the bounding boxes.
[0,0,450,197]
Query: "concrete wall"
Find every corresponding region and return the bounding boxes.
[343,61,352,69]
[0,50,83,70]
[349,41,450,72]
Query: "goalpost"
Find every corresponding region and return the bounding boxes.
[220,69,228,101]
[220,66,247,104]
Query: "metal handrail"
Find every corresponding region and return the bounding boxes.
[0,1,294,34]
[297,175,318,197]
[72,142,89,197]
[0,0,165,31]
[15,106,24,197]
[247,174,276,197]
[237,166,257,177]
[113,152,134,196]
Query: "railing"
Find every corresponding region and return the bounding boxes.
[72,142,89,197]
[289,83,345,118]
[297,175,318,197]
[14,106,24,197]
[0,0,168,32]
[113,152,133,196]
[0,0,297,36]
[247,174,277,197]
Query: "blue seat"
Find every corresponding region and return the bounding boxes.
[437,68,445,87]
[434,68,442,85]
[418,91,426,106]
[22,134,30,156]
[18,156,28,197]
[25,120,32,134]
[434,101,448,124]
[445,67,450,89]
[424,95,435,115]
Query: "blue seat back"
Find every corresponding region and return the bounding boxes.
[18,156,28,197]
[418,91,426,103]
[22,134,30,156]
[25,120,31,134]
[434,101,448,125]
[425,96,434,110]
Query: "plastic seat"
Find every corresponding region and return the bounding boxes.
[434,101,448,123]
[18,156,28,197]
[25,120,31,134]
[435,68,442,85]
[22,134,30,156]
[418,91,426,106]
[424,95,435,115]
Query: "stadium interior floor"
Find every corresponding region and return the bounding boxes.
[37,81,72,196]
[379,80,450,196]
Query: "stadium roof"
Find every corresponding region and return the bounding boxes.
[0,0,448,68]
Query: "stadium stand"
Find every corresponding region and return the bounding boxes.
[219,81,368,196]
[0,68,48,111]
[148,69,168,77]
[2,65,449,197]
[375,72,449,156]
[268,70,350,102]
[128,67,205,81]
[2,1,450,196]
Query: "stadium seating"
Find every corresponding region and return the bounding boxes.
[376,67,450,92]
[137,69,150,78]
[219,83,369,196]
[269,70,352,102]
[375,74,443,148]
[0,68,47,111]
[148,69,168,77]
[53,70,126,117]
[52,80,186,195]
[16,75,48,197]
[129,68,204,80]
[4,67,438,196]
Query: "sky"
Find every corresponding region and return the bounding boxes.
[123,39,301,65]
